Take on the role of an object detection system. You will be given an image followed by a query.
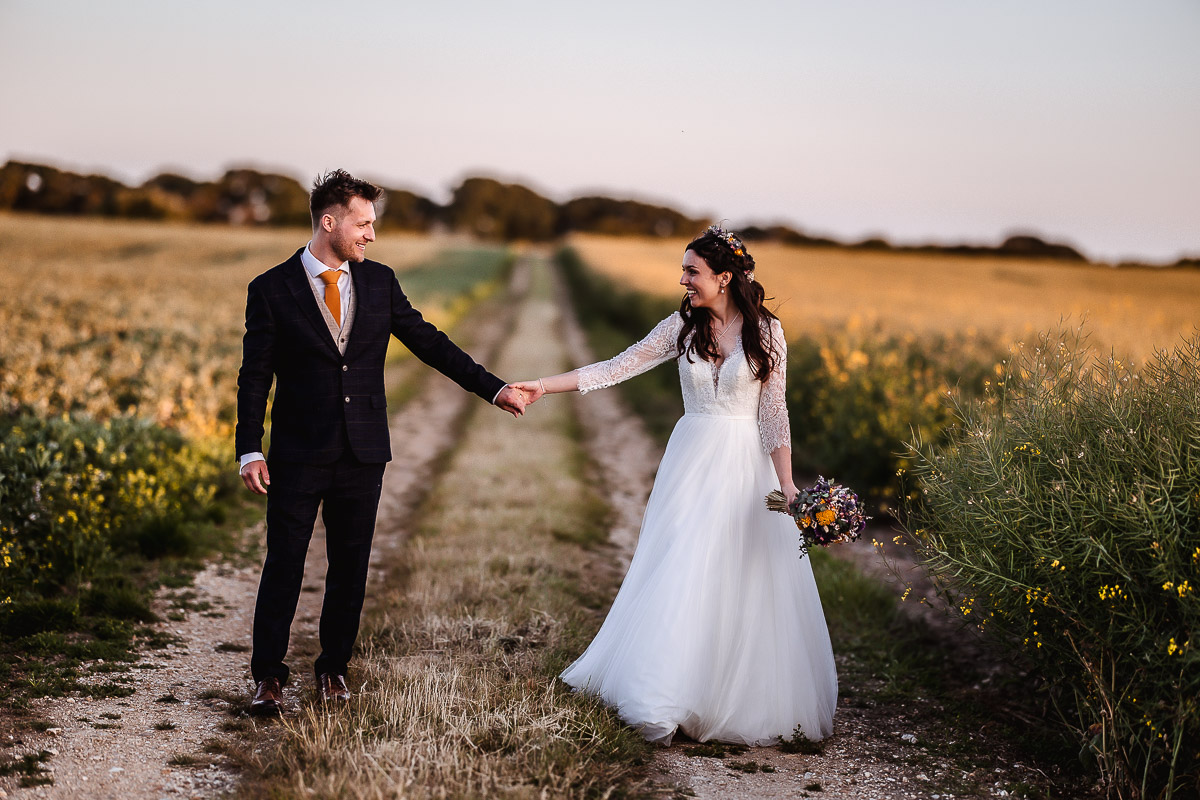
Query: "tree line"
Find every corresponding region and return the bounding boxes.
[3,160,1192,266]
[0,161,701,241]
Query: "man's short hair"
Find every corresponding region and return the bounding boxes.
[310,169,383,223]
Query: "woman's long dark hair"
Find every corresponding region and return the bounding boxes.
[677,227,780,383]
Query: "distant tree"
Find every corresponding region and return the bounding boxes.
[136,172,210,221]
[740,224,841,248]
[852,236,893,251]
[998,234,1085,261]
[211,169,309,226]
[557,196,703,237]
[142,172,203,198]
[0,161,124,216]
[378,187,442,232]
[449,177,558,240]
[0,162,34,209]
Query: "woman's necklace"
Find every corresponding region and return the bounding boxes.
[714,312,742,341]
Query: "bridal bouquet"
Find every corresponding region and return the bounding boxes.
[765,477,870,558]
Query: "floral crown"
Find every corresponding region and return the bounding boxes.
[706,225,755,282]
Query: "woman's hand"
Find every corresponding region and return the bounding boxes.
[509,379,546,404]
[781,482,799,506]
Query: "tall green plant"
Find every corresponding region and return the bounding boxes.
[0,413,232,613]
[902,328,1200,798]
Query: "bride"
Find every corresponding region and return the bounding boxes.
[513,226,837,746]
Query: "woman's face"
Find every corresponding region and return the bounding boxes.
[679,250,727,309]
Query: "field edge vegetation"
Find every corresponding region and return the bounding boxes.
[902,327,1200,799]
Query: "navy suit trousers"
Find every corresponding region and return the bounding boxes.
[250,450,385,684]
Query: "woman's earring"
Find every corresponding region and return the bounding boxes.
[720,286,725,294]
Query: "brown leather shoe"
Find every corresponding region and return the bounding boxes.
[250,677,283,715]
[318,673,350,703]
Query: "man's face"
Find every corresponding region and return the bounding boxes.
[325,196,377,263]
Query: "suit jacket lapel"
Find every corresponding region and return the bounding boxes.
[282,250,341,357]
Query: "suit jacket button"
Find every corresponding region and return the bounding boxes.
[344,396,350,403]
[342,365,348,372]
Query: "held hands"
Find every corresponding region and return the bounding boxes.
[508,379,546,405]
[494,380,547,417]
[494,384,528,417]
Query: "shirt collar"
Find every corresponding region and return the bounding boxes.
[301,242,348,279]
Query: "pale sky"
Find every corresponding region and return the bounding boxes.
[2,0,1197,262]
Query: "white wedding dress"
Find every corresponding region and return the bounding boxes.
[561,312,838,746]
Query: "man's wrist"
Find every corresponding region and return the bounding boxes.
[239,452,265,473]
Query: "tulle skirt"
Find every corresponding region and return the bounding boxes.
[561,413,838,745]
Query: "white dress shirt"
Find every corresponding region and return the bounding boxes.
[300,242,350,325]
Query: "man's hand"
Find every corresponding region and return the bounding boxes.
[494,384,528,417]
[241,460,271,495]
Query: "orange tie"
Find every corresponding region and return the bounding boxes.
[319,270,342,327]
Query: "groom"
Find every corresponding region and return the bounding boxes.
[235,169,527,713]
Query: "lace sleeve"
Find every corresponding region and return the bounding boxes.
[758,318,792,455]
[577,313,683,394]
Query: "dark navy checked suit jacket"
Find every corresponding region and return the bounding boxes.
[235,248,505,465]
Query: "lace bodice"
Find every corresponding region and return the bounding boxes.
[577,312,792,454]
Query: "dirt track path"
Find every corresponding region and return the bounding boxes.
[4,265,523,800]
